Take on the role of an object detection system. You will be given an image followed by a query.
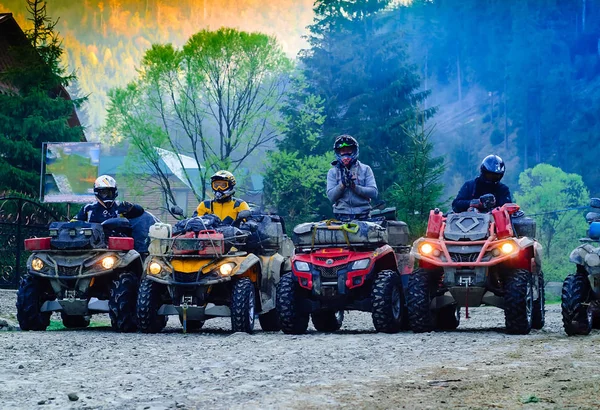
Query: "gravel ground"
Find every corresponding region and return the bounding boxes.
[1,289,600,409]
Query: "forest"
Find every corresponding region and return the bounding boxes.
[2,0,600,281]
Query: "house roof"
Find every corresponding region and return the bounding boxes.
[0,12,84,137]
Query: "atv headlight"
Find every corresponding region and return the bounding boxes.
[500,242,515,254]
[294,261,311,272]
[419,243,434,255]
[219,263,235,276]
[149,262,162,275]
[351,258,370,270]
[101,256,116,270]
[31,258,44,271]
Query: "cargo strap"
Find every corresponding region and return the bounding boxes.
[310,219,354,249]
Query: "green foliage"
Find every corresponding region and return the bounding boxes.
[515,164,589,282]
[105,28,292,205]
[0,1,84,195]
[385,123,446,237]
[263,151,331,231]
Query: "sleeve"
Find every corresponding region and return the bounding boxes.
[326,167,345,203]
[496,184,513,207]
[236,201,250,212]
[352,165,378,200]
[73,204,89,221]
[196,201,210,216]
[451,181,474,213]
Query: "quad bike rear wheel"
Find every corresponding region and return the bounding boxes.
[372,270,406,333]
[61,313,90,329]
[137,277,168,333]
[504,269,533,335]
[258,309,280,331]
[532,272,545,330]
[407,269,437,333]
[561,273,592,336]
[277,272,309,335]
[312,310,344,332]
[231,278,256,333]
[109,272,139,333]
[436,305,460,330]
[16,274,51,331]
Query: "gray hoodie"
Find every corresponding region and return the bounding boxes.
[326,160,378,216]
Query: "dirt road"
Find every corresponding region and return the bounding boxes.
[1,290,599,409]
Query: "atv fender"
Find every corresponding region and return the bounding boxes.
[258,254,285,312]
[570,244,596,266]
[117,250,143,274]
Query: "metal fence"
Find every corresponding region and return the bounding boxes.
[0,196,60,289]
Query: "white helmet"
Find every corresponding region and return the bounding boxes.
[94,175,118,207]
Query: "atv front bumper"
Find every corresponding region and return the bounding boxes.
[41,297,109,315]
[157,303,231,319]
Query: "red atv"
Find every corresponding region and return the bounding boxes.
[277,217,410,334]
[407,201,544,335]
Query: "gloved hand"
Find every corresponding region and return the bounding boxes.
[117,201,133,214]
[342,169,355,188]
[469,199,481,209]
[479,193,496,209]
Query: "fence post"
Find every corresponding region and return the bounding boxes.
[14,198,22,286]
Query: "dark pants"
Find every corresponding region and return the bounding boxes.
[334,212,370,222]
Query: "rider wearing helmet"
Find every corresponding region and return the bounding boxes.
[74,175,145,223]
[452,155,513,213]
[196,170,250,224]
[326,135,378,220]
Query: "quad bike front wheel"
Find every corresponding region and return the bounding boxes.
[372,270,406,333]
[561,273,592,336]
[137,277,168,333]
[231,278,256,333]
[312,310,344,332]
[407,268,437,333]
[258,309,280,331]
[277,272,309,335]
[109,272,139,333]
[16,274,51,331]
[61,313,90,329]
[504,269,533,335]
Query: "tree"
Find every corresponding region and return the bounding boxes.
[515,164,590,282]
[262,151,331,232]
[385,123,446,237]
[105,28,292,207]
[0,1,84,195]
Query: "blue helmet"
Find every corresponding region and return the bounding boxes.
[480,155,505,184]
[334,135,359,167]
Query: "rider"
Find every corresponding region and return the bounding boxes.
[196,170,250,224]
[74,175,145,223]
[326,135,378,221]
[452,155,513,213]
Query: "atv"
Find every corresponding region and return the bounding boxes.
[16,213,155,332]
[561,198,600,335]
[277,212,411,334]
[407,200,544,335]
[137,210,292,333]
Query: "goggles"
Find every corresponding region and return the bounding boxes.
[95,188,117,201]
[211,180,230,191]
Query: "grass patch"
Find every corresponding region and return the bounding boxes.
[545,294,561,304]
[47,319,108,331]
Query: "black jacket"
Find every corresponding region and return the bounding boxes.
[74,201,144,223]
[452,176,512,213]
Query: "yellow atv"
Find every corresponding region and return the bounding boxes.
[137,210,292,333]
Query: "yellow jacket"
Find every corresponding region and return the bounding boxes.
[196,198,250,225]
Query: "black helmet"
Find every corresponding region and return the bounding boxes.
[480,155,505,184]
[333,135,359,167]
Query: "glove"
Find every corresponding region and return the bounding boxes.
[117,201,134,214]
[479,194,496,209]
[469,199,481,209]
[342,169,355,188]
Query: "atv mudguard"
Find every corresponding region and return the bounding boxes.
[570,243,600,275]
